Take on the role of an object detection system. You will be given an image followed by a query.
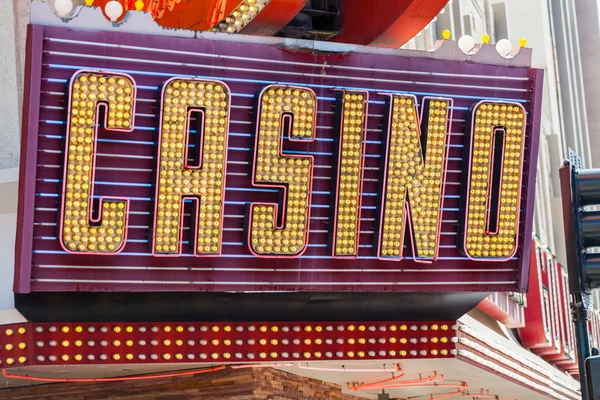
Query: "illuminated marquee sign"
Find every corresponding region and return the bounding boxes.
[59,76,525,262]
[15,25,543,293]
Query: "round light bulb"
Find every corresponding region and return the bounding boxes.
[458,35,475,54]
[54,0,74,17]
[519,37,527,48]
[496,39,513,57]
[105,0,124,22]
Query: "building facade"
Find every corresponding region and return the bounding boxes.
[0,0,595,399]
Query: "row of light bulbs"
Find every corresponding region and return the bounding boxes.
[0,323,453,367]
[416,1,526,58]
[32,323,450,333]
[54,0,125,21]
[53,0,267,30]
[33,348,450,364]
[456,35,519,57]
[33,336,448,348]
[213,0,270,34]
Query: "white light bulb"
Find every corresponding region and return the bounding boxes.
[458,35,475,54]
[439,7,446,14]
[105,0,124,22]
[496,39,512,57]
[54,0,74,17]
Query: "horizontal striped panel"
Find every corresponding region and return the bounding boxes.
[16,25,542,293]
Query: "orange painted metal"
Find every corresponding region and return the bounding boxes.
[335,0,448,47]
[155,0,236,31]
[88,0,307,35]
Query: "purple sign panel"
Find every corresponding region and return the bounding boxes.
[15,25,543,293]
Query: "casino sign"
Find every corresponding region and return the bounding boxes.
[13,24,542,295]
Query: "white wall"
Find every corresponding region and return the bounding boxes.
[576,0,600,168]
[502,0,569,259]
[0,0,28,323]
[0,168,26,323]
[0,168,17,310]
[0,0,28,170]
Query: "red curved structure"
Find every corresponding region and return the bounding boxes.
[90,0,308,34]
[335,0,449,47]
[84,0,447,46]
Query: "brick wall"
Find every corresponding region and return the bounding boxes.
[0,367,365,399]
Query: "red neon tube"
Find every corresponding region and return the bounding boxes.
[1,365,225,383]
[348,371,439,390]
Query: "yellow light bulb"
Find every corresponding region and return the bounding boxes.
[519,37,527,48]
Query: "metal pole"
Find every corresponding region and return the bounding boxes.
[573,293,592,400]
